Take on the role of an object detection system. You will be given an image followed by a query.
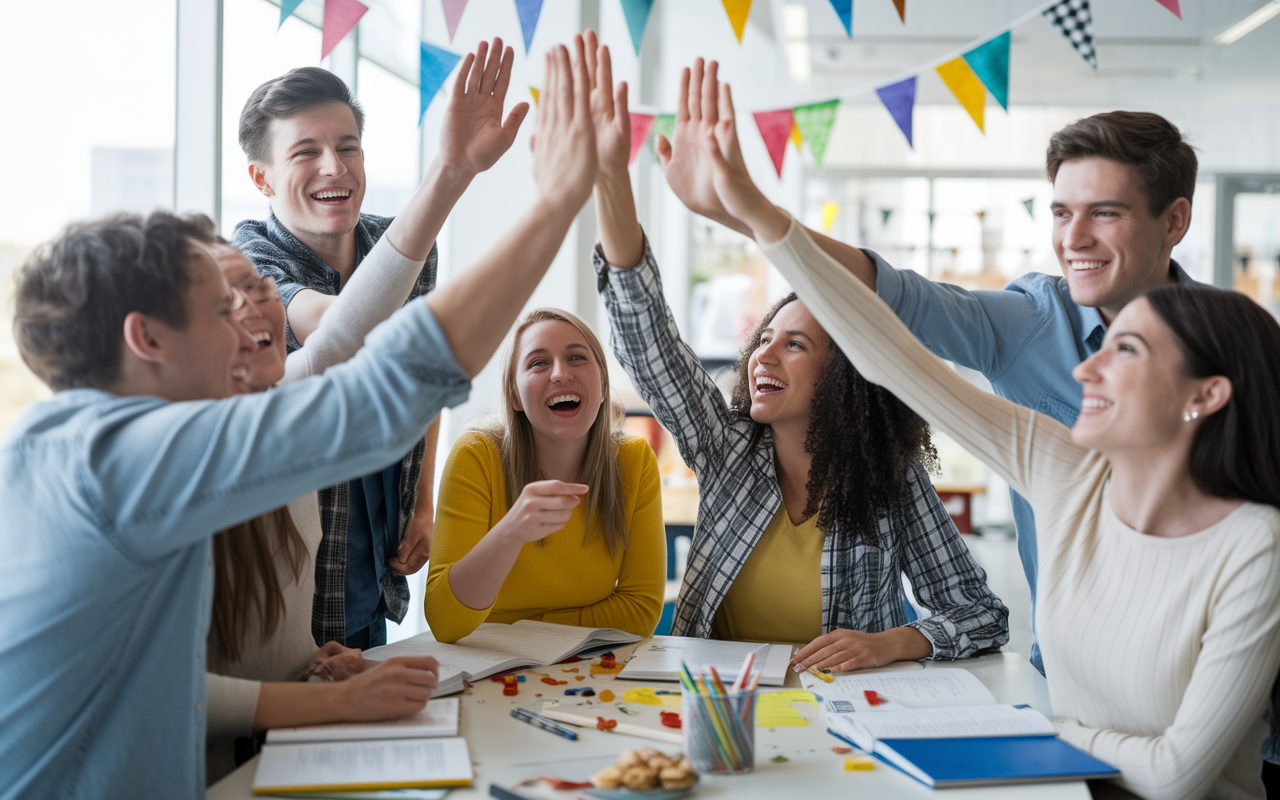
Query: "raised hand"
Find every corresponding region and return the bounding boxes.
[335,655,440,722]
[657,60,752,236]
[438,38,530,176]
[498,480,590,545]
[703,82,791,244]
[532,40,598,211]
[581,30,630,179]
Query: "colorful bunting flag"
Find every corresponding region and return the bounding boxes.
[880,208,893,226]
[964,31,1010,111]
[936,57,986,132]
[792,100,839,169]
[1043,0,1096,69]
[789,119,803,152]
[515,0,543,54]
[629,113,656,165]
[321,0,368,60]
[419,42,462,123]
[278,0,304,30]
[1022,198,1035,218]
[892,0,905,23]
[442,0,468,42]
[828,0,853,36]
[529,86,540,105]
[875,76,915,147]
[723,0,753,43]
[821,202,840,233]
[620,0,655,55]
[753,109,794,177]
[1153,0,1181,18]
[651,114,676,149]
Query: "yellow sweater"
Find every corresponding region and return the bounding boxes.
[425,431,666,643]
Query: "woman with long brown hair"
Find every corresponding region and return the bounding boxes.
[425,307,666,642]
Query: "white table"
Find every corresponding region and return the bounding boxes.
[208,644,1090,799]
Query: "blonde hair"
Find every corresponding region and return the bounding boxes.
[470,309,630,557]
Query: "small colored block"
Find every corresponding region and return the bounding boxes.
[581,688,595,697]
[771,755,790,763]
[564,688,582,696]
[561,668,580,673]
[864,690,887,706]
[844,756,876,771]
[807,666,835,683]
[831,746,852,754]
[599,690,615,702]
[517,675,525,682]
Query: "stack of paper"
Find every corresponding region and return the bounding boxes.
[252,737,473,794]
[265,698,460,744]
[618,637,791,686]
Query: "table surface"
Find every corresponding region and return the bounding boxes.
[208,644,1090,800]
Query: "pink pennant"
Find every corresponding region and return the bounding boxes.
[321,0,369,60]
[629,114,656,166]
[443,0,468,41]
[1152,0,1181,18]
[753,109,794,178]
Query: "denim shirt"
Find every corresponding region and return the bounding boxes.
[872,252,1202,674]
[0,302,469,799]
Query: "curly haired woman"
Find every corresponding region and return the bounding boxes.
[580,33,1008,669]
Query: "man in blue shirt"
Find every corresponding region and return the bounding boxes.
[0,42,596,798]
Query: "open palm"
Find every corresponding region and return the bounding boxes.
[438,38,529,176]
[582,30,630,178]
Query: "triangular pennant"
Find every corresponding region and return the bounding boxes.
[789,119,803,152]
[629,113,656,165]
[515,0,544,54]
[749,0,775,42]
[1043,0,1096,69]
[1022,197,1035,218]
[880,207,892,227]
[753,109,794,177]
[827,0,852,36]
[792,99,839,169]
[321,0,368,60]
[875,76,915,147]
[936,57,986,132]
[722,0,753,43]
[821,202,840,233]
[419,42,462,124]
[442,0,468,42]
[620,0,655,55]
[964,31,1010,111]
[529,86,540,105]
[1153,0,1181,18]
[279,0,304,29]
[651,114,676,152]
[893,0,905,22]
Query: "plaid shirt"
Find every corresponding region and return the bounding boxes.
[596,241,1009,658]
[232,211,437,645]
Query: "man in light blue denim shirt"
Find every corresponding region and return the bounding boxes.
[0,58,597,797]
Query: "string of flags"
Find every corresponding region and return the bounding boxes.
[279,0,1185,172]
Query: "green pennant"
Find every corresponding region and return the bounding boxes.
[650,114,676,153]
[963,31,1010,111]
[792,100,840,169]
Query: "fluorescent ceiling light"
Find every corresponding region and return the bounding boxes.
[1214,0,1280,45]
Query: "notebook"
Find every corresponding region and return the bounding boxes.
[265,698,460,744]
[251,736,473,794]
[617,637,791,686]
[363,621,643,696]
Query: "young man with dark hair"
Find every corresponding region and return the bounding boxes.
[0,40,596,798]
[231,39,528,651]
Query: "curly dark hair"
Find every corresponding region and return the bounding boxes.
[730,293,939,547]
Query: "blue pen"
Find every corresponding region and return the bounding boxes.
[511,707,579,741]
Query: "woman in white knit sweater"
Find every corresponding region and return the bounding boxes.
[696,85,1280,800]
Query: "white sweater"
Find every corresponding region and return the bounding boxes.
[205,235,427,782]
[761,217,1280,800]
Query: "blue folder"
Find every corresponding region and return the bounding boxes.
[829,729,1120,788]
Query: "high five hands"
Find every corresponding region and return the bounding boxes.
[439,38,530,177]
[532,38,599,212]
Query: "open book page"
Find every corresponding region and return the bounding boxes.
[830,704,1056,749]
[458,620,642,666]
[619,637,791,685]
[265,698,460,744]
[252,737,473,792]
[363,634,533,684]
[814,668,997,712]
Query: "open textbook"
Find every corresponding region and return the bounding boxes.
[618,636,792,686]
[266,698,460,744]
[252,737,473,794]
[363,621,643,696]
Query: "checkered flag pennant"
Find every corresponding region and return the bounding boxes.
[1043,0,1097,69]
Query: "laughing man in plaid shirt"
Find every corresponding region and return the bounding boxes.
[580,36,1007,670]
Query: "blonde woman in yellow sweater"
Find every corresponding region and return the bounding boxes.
[425,307,666,643]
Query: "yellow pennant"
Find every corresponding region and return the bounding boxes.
[722,0,753,43]
[529,86,540,105]
[821,202,840,233]
[789,119,803,152]
[935,57,985,133]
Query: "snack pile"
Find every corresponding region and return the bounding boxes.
[590,747,698,791]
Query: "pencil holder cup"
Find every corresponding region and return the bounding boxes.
[681,687,756,775]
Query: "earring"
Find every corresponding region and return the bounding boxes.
[1183,410,1199,422]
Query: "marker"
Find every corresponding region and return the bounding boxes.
[510,707,579,740]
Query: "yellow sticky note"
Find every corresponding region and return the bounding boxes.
[621,688,664,706]
[755,690,817,727]
[845,756,876,771]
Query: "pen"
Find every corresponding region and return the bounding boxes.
[511,707,579,741]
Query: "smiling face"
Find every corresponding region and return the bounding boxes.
[251,101,365,243]
[1070,296,1204,454]
[512,320,605,445]
[747,299,831,431]
[1051,157,1186,321]
[213,245,286,392]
